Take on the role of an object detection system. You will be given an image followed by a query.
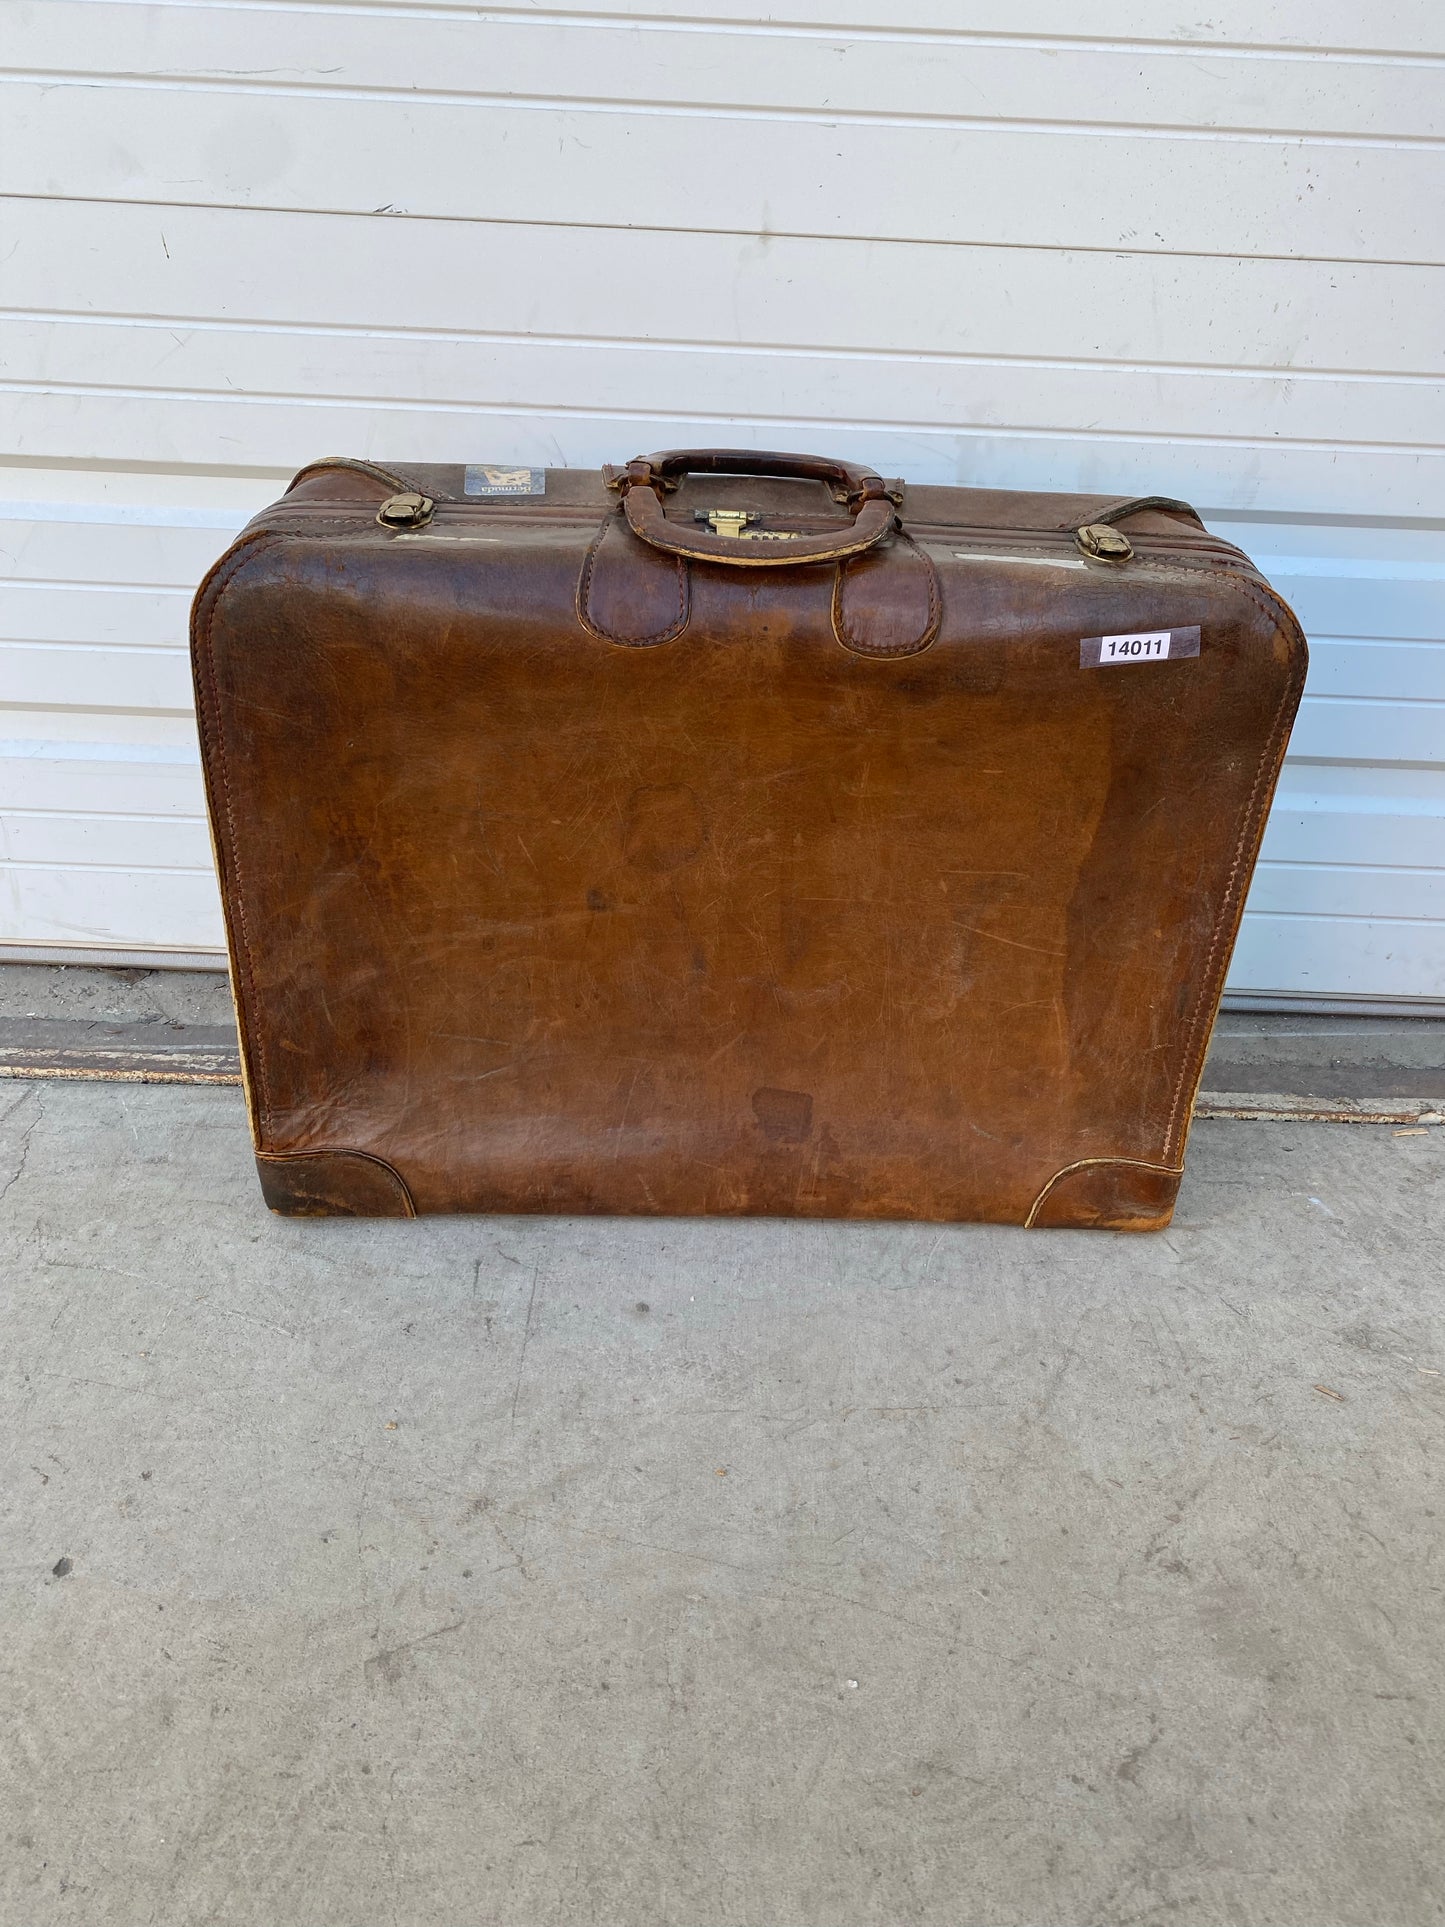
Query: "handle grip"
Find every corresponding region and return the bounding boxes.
[602,449,902,567]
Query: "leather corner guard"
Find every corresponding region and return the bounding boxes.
[1025,1157,1183,1232]
[256,1149,416,1218]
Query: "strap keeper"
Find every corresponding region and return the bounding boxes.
[845,478,905,508]
[602,461,678,497]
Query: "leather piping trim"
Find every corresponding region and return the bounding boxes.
[191,527,284,1144]
[1024,1157,1184,1230]
[256,1148,418,1217]
[830,531,942,658]
[575,512,691,646]
[200,767,263,1134]
[1146,564,1308,1164]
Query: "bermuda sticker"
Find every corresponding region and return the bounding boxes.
[1080,625,1200,667]
[464,465,545,497]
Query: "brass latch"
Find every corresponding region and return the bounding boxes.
[694,509,803,543]
[696,509,756,540]
[377,491,435,529]
[1075,523,1133,560]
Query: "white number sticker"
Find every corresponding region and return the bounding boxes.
[1080,625,1200,667]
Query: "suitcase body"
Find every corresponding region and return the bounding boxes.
[192,450,1305,1230]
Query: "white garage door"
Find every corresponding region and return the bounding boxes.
[2,0,1442,1008]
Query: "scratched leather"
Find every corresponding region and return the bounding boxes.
[192,455,1306,1228]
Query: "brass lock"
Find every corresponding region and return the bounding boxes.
[694,509,801,542]
[695,509,756,540]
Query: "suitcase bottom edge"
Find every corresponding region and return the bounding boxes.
[253,1149,1181,1232]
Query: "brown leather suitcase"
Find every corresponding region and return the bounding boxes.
[192,449,1305,1230]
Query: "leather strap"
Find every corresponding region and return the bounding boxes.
[1059,494,1197,531]
[604,449,902,568]
[288,456,456,502]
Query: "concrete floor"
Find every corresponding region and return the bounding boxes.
[1,1081,1442,1927]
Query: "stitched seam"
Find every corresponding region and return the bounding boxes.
[1167,670,1302,1155]
[1025,1155,1184,1229]
[576,513,690,646]
[906,532,943,651]
[832,533,942,658]
[193,530,279,1142]
[1140,562,1308,1160]
[252,517,387,538]
[1158,568,1306,1157]
[257,1148,417,1217]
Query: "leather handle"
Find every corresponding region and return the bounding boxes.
[603,449,902,568]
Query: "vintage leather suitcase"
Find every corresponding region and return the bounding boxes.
[191,449,1305,1229]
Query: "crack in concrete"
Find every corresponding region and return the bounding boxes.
[0,1087,44,1205]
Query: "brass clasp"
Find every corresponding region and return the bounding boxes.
[694,509,802,542]
[377,491,435,529]
[695,509,756,540]
[1075,523,1133,560]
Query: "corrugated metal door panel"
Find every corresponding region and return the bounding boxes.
[3,105,1438,269]
[1,1,1441,1004]
[1216,517,1445,1006]
[12,1,1445,120]
[302,0,1445,40]
[12,200,1443,377]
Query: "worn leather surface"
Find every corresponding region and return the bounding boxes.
[192,453,1306,1227]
